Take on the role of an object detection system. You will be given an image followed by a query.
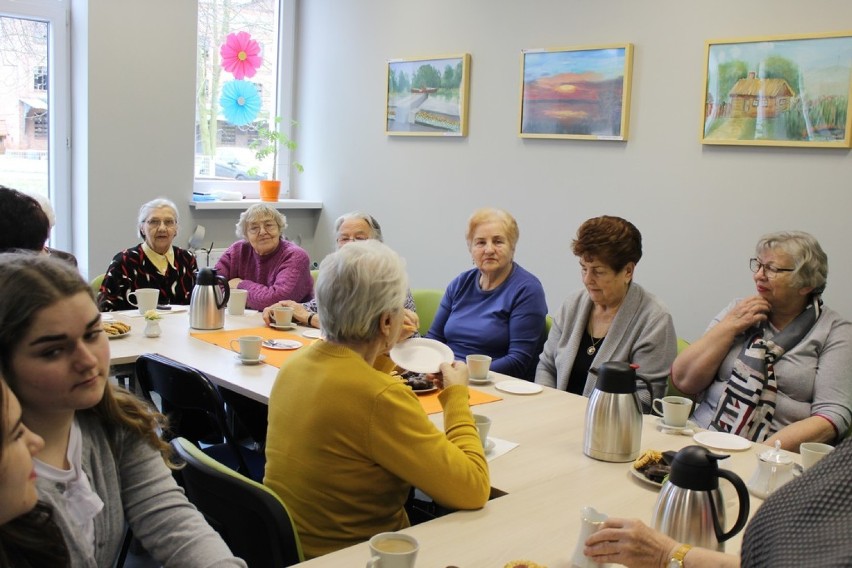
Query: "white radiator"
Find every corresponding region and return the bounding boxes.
[195,248,229,268]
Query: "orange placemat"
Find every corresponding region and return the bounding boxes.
[190,326,315,368]
[417,388,502,415]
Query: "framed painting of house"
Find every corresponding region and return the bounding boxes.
[385,53,471,137]
[701,31,852,148]
[519,44,633,141]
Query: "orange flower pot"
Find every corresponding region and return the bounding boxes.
[259,180,282,202]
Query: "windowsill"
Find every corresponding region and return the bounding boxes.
[189,198,322,210]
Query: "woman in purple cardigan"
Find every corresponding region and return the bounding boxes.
[215,204,313,310]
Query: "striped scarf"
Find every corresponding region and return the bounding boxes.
[710,297,821,442]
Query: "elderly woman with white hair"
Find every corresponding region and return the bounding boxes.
[264,240,489,560]
[215,203,312,310]
[261,211,417,332]
[98,197,198,311]
[673,231,852,450]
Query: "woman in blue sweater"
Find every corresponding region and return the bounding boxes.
[427,208,547,380]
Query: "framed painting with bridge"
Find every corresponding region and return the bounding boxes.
[385,53,471,137]
[519,44,634,141]
[701,31,852,148]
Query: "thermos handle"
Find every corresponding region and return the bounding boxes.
[714,468,751,543]
[216,275,231,309]
[635,375,655,415]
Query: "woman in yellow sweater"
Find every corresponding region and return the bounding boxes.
[264,240,490,559]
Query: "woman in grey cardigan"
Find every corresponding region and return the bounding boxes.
[0,253,246,568]
[535,216,677,403]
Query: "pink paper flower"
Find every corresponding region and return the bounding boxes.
[220,31,262,80]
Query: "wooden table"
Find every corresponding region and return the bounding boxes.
[106,310,782,567]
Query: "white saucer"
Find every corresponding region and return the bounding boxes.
[469,371,495,385]
[656,418,696,432]
[270,323,296,331]
[236,354,266,365]
[484,438,495,454]
[495,380,543,395]
[262,339,302,350]
[693,431,752,451]
[302,328,322,339]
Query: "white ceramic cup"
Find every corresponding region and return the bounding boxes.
[272,306,294,327]
[800,442,834,470]
[229,335,263,361]
[366,532,419,568]
[473,414,492,447]
[651,395,693,428]
[126,288,159,315]
[227,289,248,316]
[466,354,492,381]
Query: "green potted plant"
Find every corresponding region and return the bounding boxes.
[249,117,303,201]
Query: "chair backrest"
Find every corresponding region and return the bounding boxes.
[90,273,105,296]
[170,437,304,567]
[135,353,251,475]
[411,288,443,336]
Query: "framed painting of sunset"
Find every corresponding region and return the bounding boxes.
[519,44,634,140]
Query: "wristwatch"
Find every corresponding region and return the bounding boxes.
[668,543,692,567]
[307,313,316,327]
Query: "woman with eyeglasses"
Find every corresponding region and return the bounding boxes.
[97,198,198,311]
[215,203,313,311]
[261,211,418,333]
[673,231,852,450]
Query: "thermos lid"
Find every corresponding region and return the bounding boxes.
[669,445,729,491]
[591,361,637,394]
[195,267,218,285]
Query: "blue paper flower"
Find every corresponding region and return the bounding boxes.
[220,80,261,126]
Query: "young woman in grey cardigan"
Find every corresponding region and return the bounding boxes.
[0,253,246,568]
[535,216,677,402]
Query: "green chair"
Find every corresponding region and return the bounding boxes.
[310,269,319,283]
[170,437,304,567]
[90,273,105,296]
[665,338,693,398]
[411,288,443,336]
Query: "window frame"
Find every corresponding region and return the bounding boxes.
[192,0,297,197]
[0,0,71,249]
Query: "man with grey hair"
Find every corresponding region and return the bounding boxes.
[264,240,490,559]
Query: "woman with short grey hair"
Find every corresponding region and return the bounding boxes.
[262,210,418,333]
[215,203,313,310]
[674,230,852,450]
[264,240,489,559]
[98,197,197,311]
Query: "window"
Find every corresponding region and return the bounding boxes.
[194,0,296,193]
[0,0,71,248]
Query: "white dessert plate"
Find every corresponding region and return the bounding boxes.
[390,338,454,374]
[412,385,438,395]
[495,380,543,395]
[629,466,664,488]
[302,328,322,339]
[469,371,496,385]
[270,323,296,331]
[106,330,130,340]
[693,431,751,451]
[235,354,266,365]
[262,339,302,350]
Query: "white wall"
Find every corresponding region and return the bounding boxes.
[294,0,852,340]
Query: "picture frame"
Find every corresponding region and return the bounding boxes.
[385,53,471,137]
[519,44,633,141]
[701,31,852,148]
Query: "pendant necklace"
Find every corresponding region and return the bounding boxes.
[587,332,605,356]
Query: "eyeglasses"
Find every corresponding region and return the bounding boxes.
[247,221,279,235]
[145,218,176,229]
[336,234,370,245]
[749,258,794,278]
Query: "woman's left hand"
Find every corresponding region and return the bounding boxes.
[584,518,676,568]
[400,309,420,339]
